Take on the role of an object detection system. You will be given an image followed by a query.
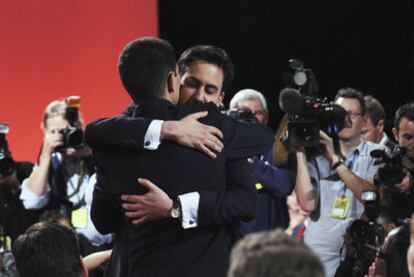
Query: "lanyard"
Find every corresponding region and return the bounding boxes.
[341,150,359,197]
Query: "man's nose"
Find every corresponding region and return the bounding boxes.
[194,88,207,103]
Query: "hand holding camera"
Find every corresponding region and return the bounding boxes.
[42,128,64,156]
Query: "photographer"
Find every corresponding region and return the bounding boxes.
[0,125,40,244]
[378,102,414,221]
[295,88,381,277]
[19,99,112,254]
[229,89,295,233]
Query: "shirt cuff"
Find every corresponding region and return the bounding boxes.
[143,120,164,150]
[20,178,51,209]
[178,192,200,229]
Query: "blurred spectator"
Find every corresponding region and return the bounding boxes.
[230,89,295,234]
[286,192,309,241]
[362,95,396,152]
[0,124,41,246]
[228,229,324,277]
[365,223,410,277]
[39,209,111,276]
[407,215,414,277]
[12,222,88,277]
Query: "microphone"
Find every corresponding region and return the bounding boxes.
[278,88,304,114]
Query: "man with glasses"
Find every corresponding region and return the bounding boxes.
[294,88,381,277]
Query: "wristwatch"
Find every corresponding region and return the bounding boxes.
[170,198,182,219]
[331,159,344,171]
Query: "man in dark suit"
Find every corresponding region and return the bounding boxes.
[88,37,273,277]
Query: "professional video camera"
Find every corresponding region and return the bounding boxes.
[278,59,346,148]
[0,124,16,177]
[371,147,407,189]
[58,96,84,150]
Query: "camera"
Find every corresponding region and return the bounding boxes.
[57,96,84,150]
[278,59,346,148]
[349,190,384,248]
[336,190,385,277]
[221,108,257,124]
[371,147,407,189]
[0,124,15,177]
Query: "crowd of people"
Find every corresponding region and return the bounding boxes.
[0,36,413,277]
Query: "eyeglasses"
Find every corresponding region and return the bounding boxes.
[346,111,362,119]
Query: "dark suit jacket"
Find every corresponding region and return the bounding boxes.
[86,99,273,277]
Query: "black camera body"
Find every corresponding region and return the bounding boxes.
[278,59,346,148]
[0,124,16,177]
[350,220,384,246]
[59,125,84,149]
[221,108,257,124]
[56,97,84,150]
[350,190,385,247]
[371,147,406,189]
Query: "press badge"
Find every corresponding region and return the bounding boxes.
[71,208,88,228]
[0,236,12,251]
[331,196,350,219]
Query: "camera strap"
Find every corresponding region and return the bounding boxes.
[64,160,86,203]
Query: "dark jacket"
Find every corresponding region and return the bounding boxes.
[1,162,41,242]
[86,99,274,277]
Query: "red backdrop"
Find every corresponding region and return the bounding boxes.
[0,0,158,162]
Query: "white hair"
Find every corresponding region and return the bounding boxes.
[229,89,268,112]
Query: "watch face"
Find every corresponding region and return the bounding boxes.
[171,207,180,218]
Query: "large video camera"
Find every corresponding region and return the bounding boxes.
[371,147,407,189]
[0,124,15,177]
[278,59,346,148]
[57,96,84,150]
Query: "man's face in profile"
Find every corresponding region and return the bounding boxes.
[393,117,414,159]
[179,60,224,106]
[361,116,383,144]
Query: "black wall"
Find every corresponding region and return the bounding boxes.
[159,0,413,130]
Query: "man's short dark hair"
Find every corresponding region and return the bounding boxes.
[178,45,234,92]
[394,102,414,130]
[364,95,385,126]
[39,209,70,225]
[228,229,324,277]
[118,37,177,102]
[335,87,366,115]
[385,224,410,277]
[12,222,83,277]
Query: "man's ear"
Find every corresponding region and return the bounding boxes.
[218,91,225,105]
[377,119,385,133]
[166,71,175,94]
[392,127,399,142]
[362,115,369,128]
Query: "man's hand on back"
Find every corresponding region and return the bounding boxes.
[121,178,173,225]
[160,111,224,159]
